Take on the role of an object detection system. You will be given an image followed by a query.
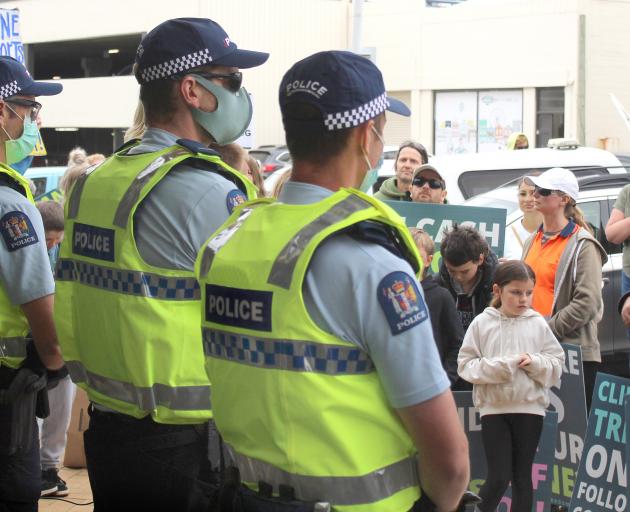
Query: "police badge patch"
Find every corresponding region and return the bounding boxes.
[0,211,39,252]
[226,189,247,214]
[377,271,428,335]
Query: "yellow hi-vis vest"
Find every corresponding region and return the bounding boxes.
[0,165,35,369]
[196,189,423,512]
[55,143,257,424]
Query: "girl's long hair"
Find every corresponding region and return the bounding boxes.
[491,260,536,308]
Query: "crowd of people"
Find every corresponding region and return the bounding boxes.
[0,14,627,512]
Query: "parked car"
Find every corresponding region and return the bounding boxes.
[374,142,625,204]
[249,145,291,177]
[465,173,630,369]
[24,166,66,198]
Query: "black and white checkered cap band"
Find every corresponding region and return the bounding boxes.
[323,93,388,131]
[140,48,213,83]
[0,80,20,100]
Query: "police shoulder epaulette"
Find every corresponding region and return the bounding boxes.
[176,138,221,157]
[344,220,420,274]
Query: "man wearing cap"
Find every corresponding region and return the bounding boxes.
[196,51,469,512]
[0,56,65,512]
[410,164,447,204]
[53,18,267,511]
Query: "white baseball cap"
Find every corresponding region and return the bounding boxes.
[525,167,579,201]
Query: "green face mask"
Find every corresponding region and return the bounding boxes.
[4,113,40,165]
[191,75,253,145]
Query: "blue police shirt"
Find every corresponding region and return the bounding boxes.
[280,181,450,408]
[0,186,55,305]
[129,128,246,271]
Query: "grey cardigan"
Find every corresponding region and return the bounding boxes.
[523,227,608,362]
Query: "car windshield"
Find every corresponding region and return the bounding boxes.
[464,194,520,216]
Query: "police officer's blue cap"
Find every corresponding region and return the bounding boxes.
[279,50,410,132]
[0,56,62,100]
[135,17,269,84]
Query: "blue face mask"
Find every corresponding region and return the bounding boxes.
[4,109,40,166]
[359,125,385,193]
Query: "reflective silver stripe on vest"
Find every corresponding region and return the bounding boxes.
[66,173,90,220]
[113,148,190,228]
[66,360,211,411]
[225,444,418,506]
[0,337,27,358]
[56,258,200,300]
[203,329,374,375]
[66,161,105,220]
[267,195,371,289]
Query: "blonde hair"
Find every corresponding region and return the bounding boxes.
[271,170,291,199]
[67,147,87,167]
[561,195,592,234]
[59,161,90,200]
[87,153,106,166]
[408,227,435,256]
[124,102,146,142]
[247,156,266,197]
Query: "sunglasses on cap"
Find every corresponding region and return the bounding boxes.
[534,186,560,197]
[174,71,243,93]
[412,177,444,189]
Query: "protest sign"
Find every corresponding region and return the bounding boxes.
[383,201,507,269]
[0,9,23,63]
[454,391,558,511]
[569,373,630,512]
[235,92,255,149]
[548,344,588,508]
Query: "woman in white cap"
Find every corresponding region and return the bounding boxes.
[522,167,607,411]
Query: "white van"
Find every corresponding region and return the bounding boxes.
[375,144,625,205]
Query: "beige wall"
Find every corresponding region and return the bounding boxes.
[4,0,630,152]
[4,0,350,144]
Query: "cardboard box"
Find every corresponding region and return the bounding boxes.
[63,388,89,468]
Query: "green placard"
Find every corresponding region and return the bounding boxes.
[384,201,507,272]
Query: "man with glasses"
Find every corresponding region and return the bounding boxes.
[0,56,66,512]
[53,18,267,510]
[410,164,447,204]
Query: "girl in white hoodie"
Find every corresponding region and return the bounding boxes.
[457,261,564,512]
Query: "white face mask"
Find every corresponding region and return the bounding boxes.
[359,125,385,193]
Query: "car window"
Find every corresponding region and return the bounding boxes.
[277,152,291,163]
[248,151,271,162]
[605,199,623,255]
[578,200,604,247]
[458,167,610,200]
[383,150,398,160]
[30,177,47,197]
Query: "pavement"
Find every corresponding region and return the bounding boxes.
[39,468,93,512]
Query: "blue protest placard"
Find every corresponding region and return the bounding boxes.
[383,201,507,270]
[548,344,588,508]
[570,373,630,512]
[0,9,23,63]
[455,391,558,511]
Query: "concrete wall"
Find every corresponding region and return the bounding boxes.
[4,0,630,152]
[3,0,350,144]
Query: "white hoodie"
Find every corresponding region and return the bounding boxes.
[457,307,565,417]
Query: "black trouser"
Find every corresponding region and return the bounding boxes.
[84,407,218,512]
[478,413,543,512]
[583,361,600,414]
[0,373,39,512]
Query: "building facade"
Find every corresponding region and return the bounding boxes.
[3,0,630,162]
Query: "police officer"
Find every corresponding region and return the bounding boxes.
[53,18,267,511]
[196,51,469,512]
[0,56,65,512]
